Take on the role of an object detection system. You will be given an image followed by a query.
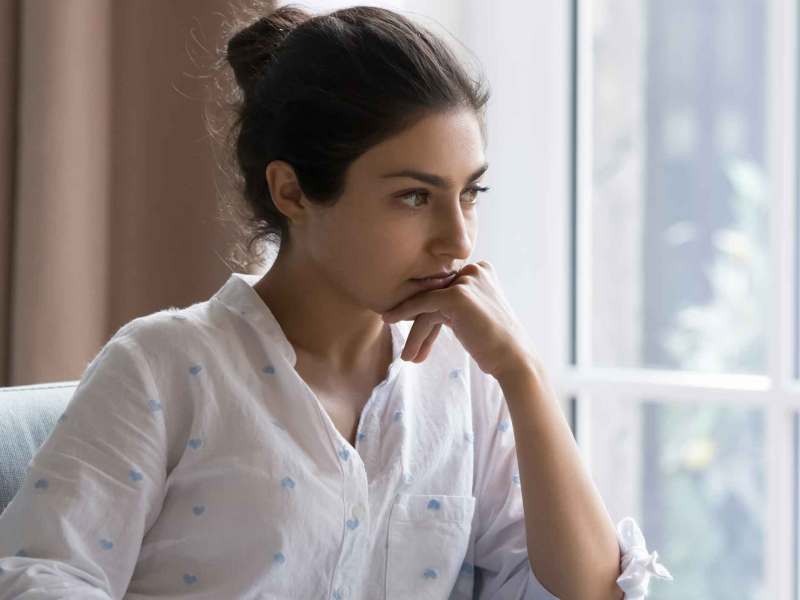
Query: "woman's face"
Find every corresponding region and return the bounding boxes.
[296,108,488,314]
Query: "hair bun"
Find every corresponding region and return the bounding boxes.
[226,5,311,99]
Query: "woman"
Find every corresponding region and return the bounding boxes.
[0,4,671,599]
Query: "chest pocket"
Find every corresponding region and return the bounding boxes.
[385,493,476,600]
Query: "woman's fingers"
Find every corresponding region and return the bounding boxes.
[411,323,442,363]
[401,312,445,361]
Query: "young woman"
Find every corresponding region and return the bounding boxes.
[0,4,671,599]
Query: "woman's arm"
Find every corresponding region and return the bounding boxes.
[0,329,168,599]
[494,354,623,600]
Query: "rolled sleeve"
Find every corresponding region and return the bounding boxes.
[0,329,167,599]
[615,516,673,599]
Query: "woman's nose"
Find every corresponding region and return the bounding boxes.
[431,202,474,258]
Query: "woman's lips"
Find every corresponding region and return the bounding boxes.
[410,272,457,290]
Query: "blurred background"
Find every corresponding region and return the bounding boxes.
[1,1,797,598]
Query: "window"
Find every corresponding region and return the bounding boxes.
[565,0,798,597]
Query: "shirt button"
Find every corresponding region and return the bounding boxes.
[352,503,366,521]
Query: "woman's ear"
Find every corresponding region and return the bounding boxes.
[265,160,306,225]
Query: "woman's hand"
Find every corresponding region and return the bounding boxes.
[380,260,538,378]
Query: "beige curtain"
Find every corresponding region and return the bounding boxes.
[0,0,248,386]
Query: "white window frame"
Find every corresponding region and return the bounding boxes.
[548,0,799,597]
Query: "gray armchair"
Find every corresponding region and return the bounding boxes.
[0,380,77,515]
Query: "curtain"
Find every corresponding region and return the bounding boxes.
[0,0,246,386]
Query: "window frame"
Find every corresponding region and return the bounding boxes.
[556,0,799,596]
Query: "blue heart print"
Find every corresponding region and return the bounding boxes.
[346,518,359,530]
[262,365,275,374]
[281,477,295,489]
[189,365,202,375]
[99,539,113,550]
[338,448,350,461]
[423,568,439,579]
[512,473,521,486]
[427,499,441,510]
[183,574,198,585]
[187,438,203,449]
[273,552,286,564]
[393,410,403,422]
[34,479,48,490]
[57,413,67,423]
[129,469,143,482]
[498,420,510,432]
[148,399,162,412]
[450,368,462,379]
[192,505,205,516]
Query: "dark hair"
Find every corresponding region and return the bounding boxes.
[208,1,490,270]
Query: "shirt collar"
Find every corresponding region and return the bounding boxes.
[212,272,409,377]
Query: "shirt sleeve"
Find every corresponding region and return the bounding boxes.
[0,328,168,599]
[469,361,672,600]
[469,360,560,599]
[614,516,673,599]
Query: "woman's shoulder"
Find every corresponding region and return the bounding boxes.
[101,300,220,368]
[111,307,194,344]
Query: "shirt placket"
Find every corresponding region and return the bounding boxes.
[332,433,369,600]
[331,377,393,600]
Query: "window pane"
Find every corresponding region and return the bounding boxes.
[589,395,766,599]
[589,0,769,373]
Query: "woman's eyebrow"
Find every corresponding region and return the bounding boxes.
[379,162,489,189]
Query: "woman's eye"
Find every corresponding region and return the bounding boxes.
[398,185,490,209]
[464,185,490,204]
[398,190,429,208]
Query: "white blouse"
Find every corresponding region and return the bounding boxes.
[0,272,671,599]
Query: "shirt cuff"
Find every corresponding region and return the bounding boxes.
[615,516,673,599]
